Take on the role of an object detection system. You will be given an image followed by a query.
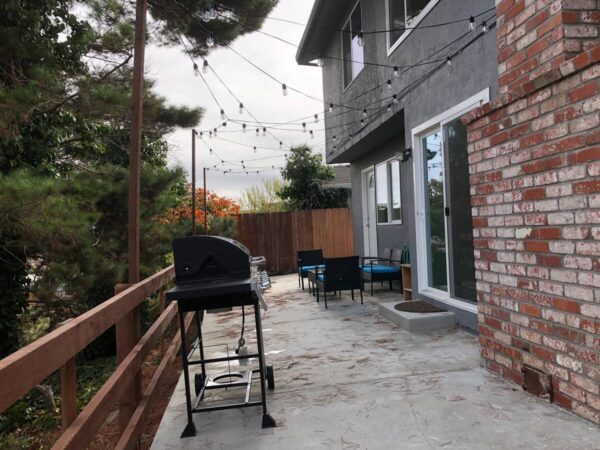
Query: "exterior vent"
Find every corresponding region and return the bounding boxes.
[522,365,552,401]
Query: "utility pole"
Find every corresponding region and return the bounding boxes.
[191,129,197,236]
[204,167,208,233]
[121,0,146,438]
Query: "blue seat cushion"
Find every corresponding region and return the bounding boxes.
[317,274,325,282]
[300,264,325,274]
[362,265,400,274]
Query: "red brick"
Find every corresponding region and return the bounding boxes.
[573,180,600,194]
[568,146,600,164]
[537,254,561,267]
[524,241,549,252]
[521,304,542,317]
[523,187,546,200]
[553,298,581,314]
[568,83,599,102]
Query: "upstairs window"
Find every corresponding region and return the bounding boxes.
[387,0,436,49]
[342,1,364,87]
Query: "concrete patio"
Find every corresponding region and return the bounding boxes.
[152,275,600,449]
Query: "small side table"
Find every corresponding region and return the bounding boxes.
[401,264,412,300]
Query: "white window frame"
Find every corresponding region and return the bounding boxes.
[375,157,403,226]
[385,0,441,57]
[362,167,378,256]
[411,88,489,314]
[341,0,364,90]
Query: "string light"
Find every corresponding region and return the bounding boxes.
[206,34,215,47]
[302,122,307,132]
[279,141,283,149]
[361,118,365,125]
[387,104,392,112]
[357,31,364,47]
[393,94,398,104]
[209,131,213,138]
[314,114,319,123]
[255,128,259,136]
[199,131,203,139]
[329,103,334,113]
[333,135,337,142]
[209,148,213,155]
[193,63,200,76]
[202,60,209,74]
[220,109,226,120]
[242,124,247,133]
[469,16,475,31]
[482,20,488,33]
[393,66,399,77]
[310,130,314,139]
[213,128,218,136]
[262,127,267,136]
[362,109,367,118]
[282,83,288,96]
[221,121,227,127]
[239,103,244,114]
[253,146,257,153]
[446,56,452,66]
[387,80,392,90]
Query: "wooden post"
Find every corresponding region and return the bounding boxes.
[124,0,146,440]
[60,357,77,429]
[191,129,197,236]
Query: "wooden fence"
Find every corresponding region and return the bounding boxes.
[0,265,197,450]
[235,208,355,274]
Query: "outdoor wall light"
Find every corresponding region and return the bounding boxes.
[400,147,412,162]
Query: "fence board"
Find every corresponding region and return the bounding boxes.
[236,208,354,274]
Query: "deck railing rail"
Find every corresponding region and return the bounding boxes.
[0,264,196,450]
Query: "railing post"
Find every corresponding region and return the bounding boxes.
[115,283,142,436]
[60,356,77,429]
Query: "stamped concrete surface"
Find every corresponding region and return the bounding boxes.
[152,275,600,450]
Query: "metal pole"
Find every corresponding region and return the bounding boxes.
[192,129,197,236]
[128,0,147,285]
[203,168,208,233]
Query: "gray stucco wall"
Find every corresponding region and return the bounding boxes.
[316,0,498,330]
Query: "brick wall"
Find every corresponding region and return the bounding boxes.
[463,0,600,425]
[497,0,600,94]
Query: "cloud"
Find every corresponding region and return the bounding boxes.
[145,0,324,199]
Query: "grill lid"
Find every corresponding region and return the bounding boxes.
[172,236,251,285]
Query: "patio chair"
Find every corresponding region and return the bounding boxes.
[361,248,403,296]
[297,249,324,290]
[314,256,363,309]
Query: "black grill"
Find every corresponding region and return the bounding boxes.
[165,235,276,438]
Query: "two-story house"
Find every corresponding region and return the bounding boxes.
[297,0,498,330]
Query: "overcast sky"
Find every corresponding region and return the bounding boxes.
[146,0,323,200]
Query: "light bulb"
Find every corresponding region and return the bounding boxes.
[314,114,319,123]
[213,128,217,137]
[282,83,288,96]
[362,109,367,118]
[333,135,337,142]
[482,21,488,33]
[239,103,244,114]
[357,31,364,47]
[387,104,392,112]
[253,146,257,153]
[209,131,213,139]
[242,124,247,133]
[202,60,209,74]
[349,133,353,139]
[202,8,211,22]
[209,148,213,155]
[193,63,200,76]
[206,34,215,47]
[387,80,392,90]
[393,94,398,104]
[209,6,217,20]
[302,122,307,132]
[310,130,314,139]
[469,16,475,31]
[329,103,334,113]
[279,141,283,149]
[256,171,259,174]
[393,66,399,77]
[361,118,365,125]
[262,127,267,136]
[255,128,259,136]
[446,56,452,66]
[199,131,203,139]
[220,109,225,120]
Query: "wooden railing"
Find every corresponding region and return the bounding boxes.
[0,265,195,449]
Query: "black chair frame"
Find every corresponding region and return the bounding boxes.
[314,256,363,309]
[297,250,324,290]
[360,254,403,296]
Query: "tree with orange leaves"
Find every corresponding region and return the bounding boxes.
[163,186,240,235]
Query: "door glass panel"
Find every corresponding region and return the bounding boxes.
[388,0,406,45]
[445,117,477,302]
[376,163,389,223]
[422,131,447,291]
[390,160,402,221]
